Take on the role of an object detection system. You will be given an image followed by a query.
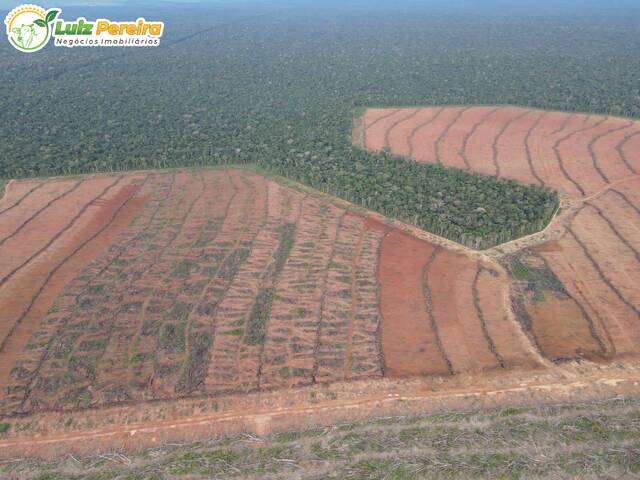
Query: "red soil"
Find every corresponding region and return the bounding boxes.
[0,180,76,241]
[0,181,44,217]
[378,229,450,376]
[0,170,402,417]
[0,179,114,283]
[359,106,640,364]
[363,107,639,197]
[363,108,406,152]
[492,109,541,185]
[620,129,640,173]
[427,252,497,373]
[446,106,500,171]
[473,266,542,368]
[407,107,464,164]
[526,294,606,361]
[3,360,640,460]
[0,142,636,457]
[205,172,270,393]
[378,225,538,379]
[591,193,640,257]
[258,190,320,390]
[464,107,524,177]
[0,176,147,403]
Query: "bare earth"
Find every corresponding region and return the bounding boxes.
[361,105,639,364]
[0,104,638,457]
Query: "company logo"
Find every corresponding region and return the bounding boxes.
[4,5,58,52]
[4,4,164,53]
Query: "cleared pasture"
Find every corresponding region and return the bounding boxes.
[359,106,640,362]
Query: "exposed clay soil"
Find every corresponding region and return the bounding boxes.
[379,230,451,377]
[363,106,639,196]
[0,176,147,399]
[360,106,640,367]
[525,294,605,361]
[0,170,413,420]
[1,110,639,458]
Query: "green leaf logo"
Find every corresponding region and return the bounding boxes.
[45,10,58,24]
[4,5,60,53]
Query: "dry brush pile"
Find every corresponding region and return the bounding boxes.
[0,170,393,415]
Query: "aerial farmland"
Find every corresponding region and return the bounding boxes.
[357,106,640,362]
[1,0,640,477]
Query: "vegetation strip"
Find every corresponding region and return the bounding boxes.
[178,171,239,394]
[312,211,347,384]
[244,222,297,347]
[6,397,640,479]
[204,173,268,391]
[125,173,206,389]
[343,222,366,379]
[118,174,189,382]
[421,247,453,375]
[472,266,506,368]
[10,176,150,410]
[237,185,276,348]
[587,120,635,183]
[566,227,639,317]
[18,175,172,413]
[118,175,180,384]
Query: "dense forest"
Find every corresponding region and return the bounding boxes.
[2,0,638,247]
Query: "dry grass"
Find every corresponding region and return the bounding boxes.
[2,397,639,479]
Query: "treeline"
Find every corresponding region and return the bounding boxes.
[261,149,558,250]
[3,3,634,247]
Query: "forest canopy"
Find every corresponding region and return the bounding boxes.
[2,0,636,247]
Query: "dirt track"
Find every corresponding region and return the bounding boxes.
[0,105,639,457]
[1,361,639,460]
[0,165,549,457]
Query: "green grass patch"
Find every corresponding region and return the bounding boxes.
[159,323,186,353]
[244,287,274,345]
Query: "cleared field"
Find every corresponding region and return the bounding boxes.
[359,106,640,363]
[362,106,640,195]
[378,230,540,377]
[0,169,541,418]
